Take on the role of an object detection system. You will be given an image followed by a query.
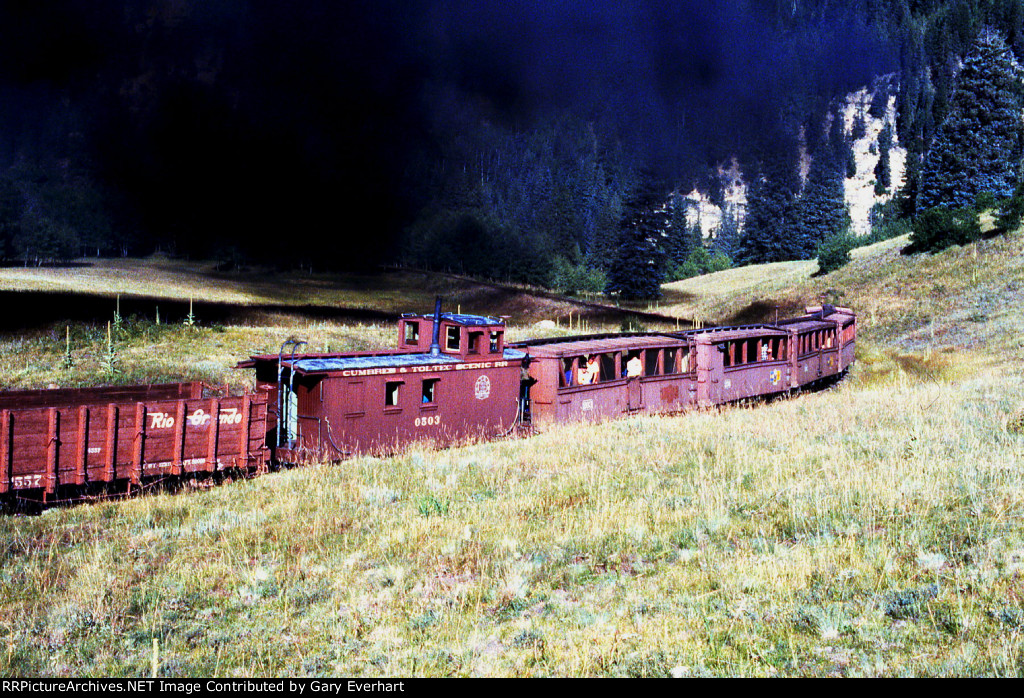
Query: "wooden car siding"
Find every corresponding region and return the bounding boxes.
[0,393,268,495]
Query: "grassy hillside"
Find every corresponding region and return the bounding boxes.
[2,233,1024,677]
[0,259,634,391]
[0,257,625,328]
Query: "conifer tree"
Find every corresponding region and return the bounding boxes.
[735,148,801,265]
[919,31,1024,211]
[874,122,893,195]
[790,109,851,260]
[604,178,668,300]
[663,193,701,268]
[711,205,742,261]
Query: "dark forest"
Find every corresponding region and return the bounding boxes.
[0,1,1021,292]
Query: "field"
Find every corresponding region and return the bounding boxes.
[2,232,1024,677]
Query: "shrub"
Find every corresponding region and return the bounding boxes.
[551,256,607,296]
[909,207,982,253]
[815,232,855,275]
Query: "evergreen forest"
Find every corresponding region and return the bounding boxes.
[1,1,1022,298]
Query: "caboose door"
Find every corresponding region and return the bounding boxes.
[627,377,643,412]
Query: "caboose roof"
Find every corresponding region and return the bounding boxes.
[286,347,527,374]
[402,312,505,327]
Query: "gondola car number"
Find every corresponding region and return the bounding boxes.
[13,474,42,488]
[415,415,441,427]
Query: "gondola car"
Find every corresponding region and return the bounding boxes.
[0,382,269,502]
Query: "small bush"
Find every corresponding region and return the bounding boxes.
[664,247,731,282]
[909,207,982,253]
[994,189,1024,233]
[815,232,855,275]
[550,256,607,296]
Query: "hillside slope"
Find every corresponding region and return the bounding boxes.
[664,229,1024,364]
[3,230,1024,678]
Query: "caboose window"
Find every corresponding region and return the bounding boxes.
[404,322,420,345]
[468,331,484,354]
[490,331,502,353]
[385,381,401,407]
[445,326,461,352]
[422,378,439,404]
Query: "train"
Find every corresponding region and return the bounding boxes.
[0,301,855,503]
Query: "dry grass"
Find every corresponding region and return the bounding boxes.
[3,230,1024,677]
[0,257,616,327]
[2,359,1023,677]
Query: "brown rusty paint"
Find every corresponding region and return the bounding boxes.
[0,410,9,494]
[659,384,680,403]
[131,402,146,485]
[0,391,269,499]
[75,405,89,486]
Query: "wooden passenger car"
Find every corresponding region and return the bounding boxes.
[776,305,857,385]
[0,382,270,501]
[240,312,526,460]
[520,334,698,426]
[518,306,856,427]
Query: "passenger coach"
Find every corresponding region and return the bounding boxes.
[518,305,856,427]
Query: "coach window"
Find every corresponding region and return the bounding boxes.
[404,321,420,345]
[560,357,574,388]
[422,378,440,405]
[599,353,616,383]
[445,326,461,352]
[680,346,691,372]
[385,381,402,408]
[645,348,661,376]
[665,347,679,374]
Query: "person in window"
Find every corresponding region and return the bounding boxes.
[578,355,596,385]
[626,352,642,378]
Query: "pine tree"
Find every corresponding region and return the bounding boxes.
[918,31,1024,211]
[663,193,701,268]
[735,148,801,265]
[604,178,668,300]
[790,110,851,260]
[874,122,893,195]
[711,205,742,261]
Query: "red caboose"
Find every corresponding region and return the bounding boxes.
[240,306,526,460]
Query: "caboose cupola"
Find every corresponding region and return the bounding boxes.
[399,311,506,361]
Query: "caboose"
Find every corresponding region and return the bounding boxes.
[239,302,526,460]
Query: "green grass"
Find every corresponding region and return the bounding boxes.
[2,362,1023,676]
[3,232,1024,676]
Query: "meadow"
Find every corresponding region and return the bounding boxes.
[1,231,1024,677]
